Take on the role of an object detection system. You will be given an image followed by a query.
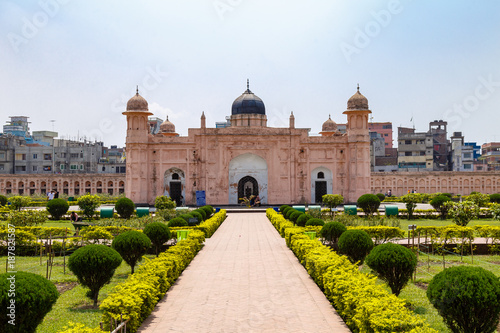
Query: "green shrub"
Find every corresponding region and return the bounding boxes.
[338,229,373,265]
[282,206,292,216]
[9,195,31,211]
[466,192,490,207]
[194,208,206,220]
[376,193,385,202]
[115,197,135,219]
[285,208,297,220]
[143,222,171,256]
[46,198,69,220]
[305,218,325,226]
[112,230,151,274]
[357,194,380,216]
[179,214,192,223]
[444,200,479,226]
[156,208,176,221]
[168,217,188,227]
[77,194,101,220]
[365,243,417,296]
[280,205,290,213]
[490,193,500,203]
[68,244,122,307]
[289,211,303,224]
[189,211,203,225]
[296,213,312,227]
[0,195,7,206]
[201,206,213,218]
[320,221,346,244]
[427,266,500,333]
[442,193,452,198]
[0,271,59,333]
[8,210,47,227]
[430,195,451,220]
[154,195,176,210]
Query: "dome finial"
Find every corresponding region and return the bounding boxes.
[247,79,249,90]
[136,85,139,95]
[166,115,169,121]
[329,114,331,119]
[357,83,359,92]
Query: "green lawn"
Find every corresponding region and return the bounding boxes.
[0,254,155,333]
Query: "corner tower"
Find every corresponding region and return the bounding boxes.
[343,85,371,201]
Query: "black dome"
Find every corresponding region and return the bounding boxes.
[231,81,265,115]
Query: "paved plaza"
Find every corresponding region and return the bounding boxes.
[138,212,350,333]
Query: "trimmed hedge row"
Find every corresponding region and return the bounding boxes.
[267,209,435,333]
[57,210,226,333]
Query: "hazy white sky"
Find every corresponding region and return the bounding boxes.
[1,0,499,147]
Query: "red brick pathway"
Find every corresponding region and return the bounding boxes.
[138,213,350,333]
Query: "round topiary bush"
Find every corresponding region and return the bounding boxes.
[115,197,135,219]
[427,266,500,333]
[154,195,176,210]
[430,195,452,220]
[338,229,373,265]
[201,206,213,218]
[296,213,312,227]
[280,205,290,213]
[305,218,325,226]
[357,194,381,216]
[168,217,188,227]
[376,193,385,202]
[490,193,500,203]
[189,211,203,224]
[290,211,303,224]
[46,198,69,220]
[365,243,417,296]
[0,271,59,333]
[194,208,206,220]
[282,206,292,216]
[0,194,7,206]
[285,208,298,220]
[320,221,347,244]
[143,222,171,256]
[68,244,122,307]
[112,230,151,274]
[179,214,192,223]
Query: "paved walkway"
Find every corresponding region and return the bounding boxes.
[138,213,350,333]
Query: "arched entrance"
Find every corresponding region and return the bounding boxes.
[311,167,333,203]
[238,176,259,203]
[164,168,185,206]
[228,153,268,205]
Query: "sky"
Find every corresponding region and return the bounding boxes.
[0,0,499,147]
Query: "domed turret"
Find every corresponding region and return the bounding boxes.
[231,80,265,115]
[126,87,149,111]
[347,85,369,110]
[160,116,175,133]
[322,115,338,132]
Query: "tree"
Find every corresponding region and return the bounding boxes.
[68,245,122,307]
[0,195,7,206]
[46,198,69,220]
[338,230,373,265]
[357,194,381,216]
[112,230,151,274]
[320,221,346,249]
[115,197,135,219]
[0,271,59,333]
[430,195,451,220]
[466,192,490,207]
[144,222,172,256]
[427,266,500,333]
[444,200,479,226]
[77,194,101,220]
[365,243,417,296]
[322,194,344,218]
[401,193,422,220]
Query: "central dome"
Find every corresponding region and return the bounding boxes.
[231,80,265,115]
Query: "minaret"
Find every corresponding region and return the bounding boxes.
[289,111,295,129]
[122,87,153,144]
[201,111,206,129]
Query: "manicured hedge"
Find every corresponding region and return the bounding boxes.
[266,209,435,333]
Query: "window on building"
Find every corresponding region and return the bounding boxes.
[463,153,472,159]
[405,152,412,156]
[102,166,106,171]
[32,165,38,172]
[0,152,5,159]
[15,166,26,172]
[0,164,4,170]
[80,153,83,158]
[464,164,472,170]
[420,151,425,156]
[15,154,26,160]
[384,133,388,136]
[33,153,38,159]
[80,165,84,170]
[317,172,325,179]
[60,153,66,158]
[44,154,52,160]
[60,164,66,170]
[385,143,388,146]
[70,153,79,158]
[382,125,392,129]
[405,140,411,145]
[70,164,78,170]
